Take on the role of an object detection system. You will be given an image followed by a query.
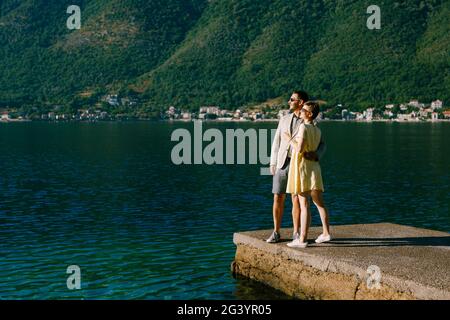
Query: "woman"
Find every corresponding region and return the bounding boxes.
[284,101,331,248]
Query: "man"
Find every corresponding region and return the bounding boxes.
[266,91,326,243]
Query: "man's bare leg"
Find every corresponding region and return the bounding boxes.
[273,193,286,233]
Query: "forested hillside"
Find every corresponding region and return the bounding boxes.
[0,0,448,111]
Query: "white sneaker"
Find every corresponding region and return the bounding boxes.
[315,234,332,243]
[287,239,308,248]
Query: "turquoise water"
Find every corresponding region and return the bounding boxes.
[0,121,449,299]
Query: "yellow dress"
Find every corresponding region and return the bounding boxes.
[286,122,324,194]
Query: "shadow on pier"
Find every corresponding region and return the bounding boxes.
[319,236,450,248]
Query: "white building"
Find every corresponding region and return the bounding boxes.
[210,106,220,115]
[431,112,439,121]
[385,104,395,109]
[364,108,374,121]
[249,112,262,120]
[106,94,120,106]
[431,100,443,110]
[408,100,420,108]
[166,106,180,119]
[384,110,394,118]
[419,108,433,118]
[1,113,10,121]
[168,106,177,115]
[355,112,364,121]
[199,106,220,115]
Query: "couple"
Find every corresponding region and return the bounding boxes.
[266,90,331,248]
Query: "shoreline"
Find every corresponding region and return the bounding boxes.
[1,119,450,124]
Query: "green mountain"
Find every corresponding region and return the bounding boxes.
[0,0,207,108]
[0,0,448,111]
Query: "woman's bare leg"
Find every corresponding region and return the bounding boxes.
[299,192,311,242]
[311,190,330,236]
[291,194,301,235]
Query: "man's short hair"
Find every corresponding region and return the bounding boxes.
[293,91,309,103]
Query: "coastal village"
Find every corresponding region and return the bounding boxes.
[0,95,449,123]
[163,99,449,122]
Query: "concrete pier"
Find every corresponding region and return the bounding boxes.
[231,223,450,300]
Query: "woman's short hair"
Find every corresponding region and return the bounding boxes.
[304,101,320,120]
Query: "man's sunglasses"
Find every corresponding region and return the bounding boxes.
[289,98,299,102]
